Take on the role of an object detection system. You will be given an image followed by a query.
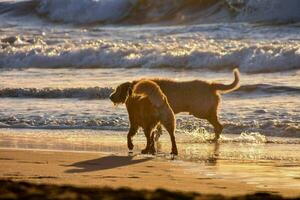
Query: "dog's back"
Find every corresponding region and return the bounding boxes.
[151,69,240,117]
[133,79,168,108]
[126,80,174,128]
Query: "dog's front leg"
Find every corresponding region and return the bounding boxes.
[127,126,137,151]
[154,124,163,142]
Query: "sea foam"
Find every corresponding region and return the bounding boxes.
[0,87,113,99]
[1,37,300,73]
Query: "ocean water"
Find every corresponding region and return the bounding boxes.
[0,0,300,159]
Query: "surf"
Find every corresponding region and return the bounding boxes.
[1,0,300,25]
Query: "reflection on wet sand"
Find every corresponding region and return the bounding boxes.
[0,128,300,193]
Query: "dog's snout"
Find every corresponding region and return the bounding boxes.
[109,94,113,101]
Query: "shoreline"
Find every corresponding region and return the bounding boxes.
[1,148,300,198]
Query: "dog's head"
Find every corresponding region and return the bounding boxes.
[109,82,132,104]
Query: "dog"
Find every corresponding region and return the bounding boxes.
[110,69,240,141]
[124,80,177,155]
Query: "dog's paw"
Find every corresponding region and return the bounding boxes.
[170,153,177,160]
[206,138,219,143]
[212,135,220,142]
[128,150,134,156]
[149,149,156,155]
[141,149,149,154]
[171,148,178,156]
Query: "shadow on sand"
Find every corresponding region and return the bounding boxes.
[65,142,220,173]
[64,155,152,173]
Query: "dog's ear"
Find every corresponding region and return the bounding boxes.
[115,81,132,103]
[124,81,132,88]
[120,82,132,93]
[127,86,133,96]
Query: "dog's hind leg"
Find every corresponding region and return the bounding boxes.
[148,124,162,154]
[207,113,223,141]
[162,120,178,156]
[154,124,162,142]
[127,125,138,151]
[149,131,156,155]
[141,128,152,154]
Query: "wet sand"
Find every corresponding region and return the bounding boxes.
[0,148,300,198]
[1,129,300,198]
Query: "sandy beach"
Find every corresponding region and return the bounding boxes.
[1,128,300,198]
[0,147,300,198]
[0,148,256,195]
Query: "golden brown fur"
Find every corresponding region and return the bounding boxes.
[125,80,177,155]
[110,69,240,141]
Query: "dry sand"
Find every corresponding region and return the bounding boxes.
[0,148,299,198]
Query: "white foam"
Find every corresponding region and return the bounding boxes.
[1,37,300,73]
[0,87,113,99]
[228,132,267,143]
[181,127,214,143]
[181,128,268,144]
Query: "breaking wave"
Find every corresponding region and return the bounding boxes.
[1,37,300,73]
[234,84,300,96]
[1,0,300,25]
[0,114,299,138]
[0,84,299,99]
[0,87,113,99]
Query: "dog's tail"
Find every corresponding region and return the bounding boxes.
[211,68,240,93]
[133,80,167,108]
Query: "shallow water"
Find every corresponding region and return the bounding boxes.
[0,91,299,137]
[0,68,299,137]
[1,128,300,161]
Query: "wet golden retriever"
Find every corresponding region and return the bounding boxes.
[110,69,240,141]
[124,80,177,155]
